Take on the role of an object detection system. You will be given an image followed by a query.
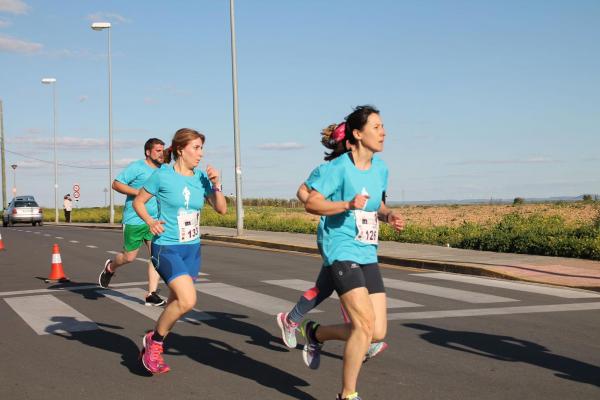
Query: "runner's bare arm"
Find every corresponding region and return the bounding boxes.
[378,201,405,231]
[205,165,227,215]
[112,180,139,196]
[133,188,165,234]
[305,190,369,216]
[296,183,310,205]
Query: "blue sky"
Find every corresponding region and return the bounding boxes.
[1,0,599,207]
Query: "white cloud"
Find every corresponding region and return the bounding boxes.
[86,12,131,24]
[0,34,42,53]
[11,159,45,169]
[161,85,192,97]
[258,142,305,151]
[449,156,561,166]
[7,135,140,149]
[0,18,12,28]
[0,0,30,14]
[65,158,137,169]
[143,97,158,105]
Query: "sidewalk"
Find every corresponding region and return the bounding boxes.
[51,222,600,292]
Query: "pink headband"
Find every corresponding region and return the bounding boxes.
[332,123,346,143]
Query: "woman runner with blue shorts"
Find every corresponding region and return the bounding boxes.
[302,106,405,400]
[133,128,227,374]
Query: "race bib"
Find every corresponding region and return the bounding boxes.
[354,210,379,245]
[177,212,200,243]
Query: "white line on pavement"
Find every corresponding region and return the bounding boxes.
[104,287,214,322]
[86,245,98,249]
[196,282,323,315]
[388,302,600,320]
[263,279,422,309]
[415,272,600,299]
[69,240,79,243]
[383,278,518,304]
[4,295,98,335]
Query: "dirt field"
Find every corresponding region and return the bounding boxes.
[282,202,599,228]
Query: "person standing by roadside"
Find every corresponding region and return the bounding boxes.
[98,138,166,307]
[133,128,227,374]
[63,194,72,223]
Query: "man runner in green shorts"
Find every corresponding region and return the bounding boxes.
[98,138,166,306]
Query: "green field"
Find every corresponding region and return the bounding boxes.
[43,201,600,261]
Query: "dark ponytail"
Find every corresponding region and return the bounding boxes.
[322,105,380,161]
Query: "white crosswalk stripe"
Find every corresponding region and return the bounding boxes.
[383,278,518,303]
[263,279,422,308]
[196,282,323,315]
[414,272,600,299]
[104,287,215,323]
[5,295,98,335]
[388,302,600,320]
[4,275,600,335]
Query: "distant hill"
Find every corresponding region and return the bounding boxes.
[389,194,599,206]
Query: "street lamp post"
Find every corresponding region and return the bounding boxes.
[10,164,17,196]
[41,77,59,223]
[229,0,244,236]
[91,21,114,224]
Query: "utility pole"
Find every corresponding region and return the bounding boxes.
[0,100,6,209]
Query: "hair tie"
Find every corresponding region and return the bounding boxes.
[332,122,346,143]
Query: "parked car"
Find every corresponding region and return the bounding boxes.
[2,195,43,227]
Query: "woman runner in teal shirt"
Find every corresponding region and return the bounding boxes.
[303,106,405,400]
[133,128,227,374]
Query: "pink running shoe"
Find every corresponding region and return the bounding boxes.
[140,331,170,374]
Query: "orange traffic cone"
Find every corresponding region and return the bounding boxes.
[0,232,4,251]
[46,243,69,283]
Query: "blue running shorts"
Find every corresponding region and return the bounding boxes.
[150,242,201,284]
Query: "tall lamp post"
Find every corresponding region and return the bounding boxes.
[91,21,114,224]
[41,77,59,223]
[10,164,17,196]
[229,0,244,236]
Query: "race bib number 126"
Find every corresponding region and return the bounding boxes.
[354,210,379,245]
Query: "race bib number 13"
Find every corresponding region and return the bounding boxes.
[354,210,379,245]
[177,212,200,243]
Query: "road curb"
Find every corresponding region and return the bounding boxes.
[200,233,600,293]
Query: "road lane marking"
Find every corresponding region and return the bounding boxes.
[69,240,79,243]
[44,234,51,237]
[4,295,98,335]
[55,236,63,239]
[196,282,322,315]
[415,272,600,299]
[383,278,518,304]
[0,280,213,297]
[388,302,600,320]
[86,245,98,248]
[263,279,422,309]
[104,287,214,322]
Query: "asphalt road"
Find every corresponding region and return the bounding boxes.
[1,225,599,400]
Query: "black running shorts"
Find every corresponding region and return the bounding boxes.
[329,260,385,296]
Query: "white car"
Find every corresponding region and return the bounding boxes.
[3,195,43,227]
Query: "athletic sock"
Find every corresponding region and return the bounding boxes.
[151,331,165,342]
[309,323,320,344]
